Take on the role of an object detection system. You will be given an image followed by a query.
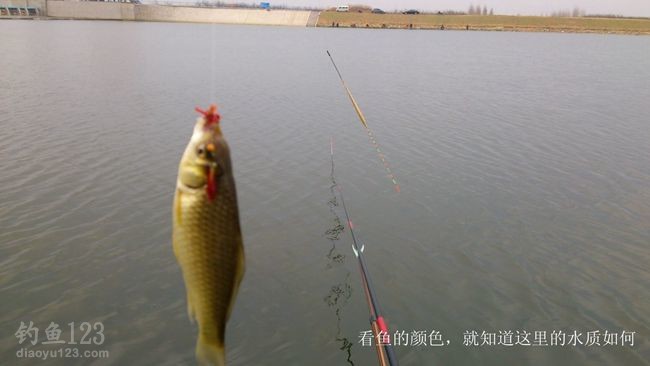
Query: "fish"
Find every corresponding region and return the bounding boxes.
[172,104,245,366]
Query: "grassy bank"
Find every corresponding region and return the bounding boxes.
[317,12,650,35]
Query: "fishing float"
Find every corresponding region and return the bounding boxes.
[326,50,401,193]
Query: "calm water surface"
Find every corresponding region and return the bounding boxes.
[1,21,649,365]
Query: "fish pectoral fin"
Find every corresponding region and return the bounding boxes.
[187,291,197,324]
[226,240,246,321]
[174,189,183,226]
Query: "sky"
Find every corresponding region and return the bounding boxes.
[269,0,650,17]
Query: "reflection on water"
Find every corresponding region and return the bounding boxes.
[323,153,355,365]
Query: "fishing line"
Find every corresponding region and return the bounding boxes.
[330,137,400,366]
[327,51,401,193]
[210,22,216,102]
[324,164,355,365]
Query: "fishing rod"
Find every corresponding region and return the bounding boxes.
[326,50,401,193]
[330,137,399,366]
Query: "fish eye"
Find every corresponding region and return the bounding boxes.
[196,144,214,160]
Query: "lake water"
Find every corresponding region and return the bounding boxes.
[1,20,649,365]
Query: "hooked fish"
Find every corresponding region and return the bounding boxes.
[173,105,245,366]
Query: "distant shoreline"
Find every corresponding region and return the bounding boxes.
[3,2,650,35]
[317,12,650,35]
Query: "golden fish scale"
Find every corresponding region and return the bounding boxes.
[173,179,244,345]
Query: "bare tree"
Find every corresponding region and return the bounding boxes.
[482,5,487,15]
[468,4,475,15]
[489,8,493,15]
[572,7,580,17]
[552,8,586,17]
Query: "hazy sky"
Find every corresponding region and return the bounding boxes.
[274,0,650,17]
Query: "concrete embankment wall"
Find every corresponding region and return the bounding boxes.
[134,5,312,26]
[45,1,315,26]
[47,1,134,20]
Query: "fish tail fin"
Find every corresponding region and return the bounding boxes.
[196,335,225,366]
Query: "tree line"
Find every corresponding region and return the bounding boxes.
[468,4,494,16]
[550,7,586,17]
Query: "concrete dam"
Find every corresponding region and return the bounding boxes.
[1,0,319,27]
